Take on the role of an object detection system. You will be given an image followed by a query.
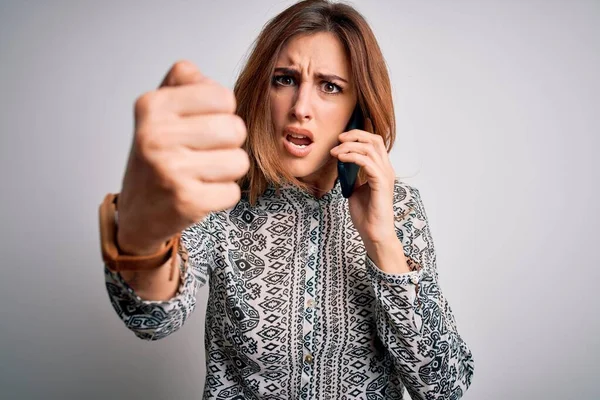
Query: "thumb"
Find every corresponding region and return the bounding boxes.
[159,60,204,88]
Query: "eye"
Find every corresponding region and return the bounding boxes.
[321,81,342,94]
[273,75,295,86]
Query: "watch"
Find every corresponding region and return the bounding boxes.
[98,193,180,280]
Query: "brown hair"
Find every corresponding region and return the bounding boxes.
[234,0,396,205]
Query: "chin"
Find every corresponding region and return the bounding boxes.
[282,159,319,179]
[281,155,336,181]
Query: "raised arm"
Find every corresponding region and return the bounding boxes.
[366,183,475,399]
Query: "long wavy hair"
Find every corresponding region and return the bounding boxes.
[234,0,396,205]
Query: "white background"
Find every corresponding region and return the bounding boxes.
[0,0,598,399]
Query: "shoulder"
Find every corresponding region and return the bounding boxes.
[393,178,428,221]
[393,177,421,207]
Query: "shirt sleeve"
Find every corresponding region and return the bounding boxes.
[104,213,216,341]
[365,182,475,399]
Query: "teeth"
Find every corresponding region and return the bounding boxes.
[289,134,309,139]
[290,142,308,148]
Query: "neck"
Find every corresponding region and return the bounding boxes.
[298,158,338,198]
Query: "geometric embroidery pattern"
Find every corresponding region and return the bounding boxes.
[104,178,474,399]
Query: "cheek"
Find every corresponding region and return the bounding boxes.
[317,107,348,143]
[269,91,290,125]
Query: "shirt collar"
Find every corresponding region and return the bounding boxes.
[265,177,345,204]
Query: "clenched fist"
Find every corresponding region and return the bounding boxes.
[116,60,249,255]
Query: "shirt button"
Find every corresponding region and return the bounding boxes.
[306,299,316,309]
[410,274,419,285]
[304,354,314,364]
[309,245,316,254]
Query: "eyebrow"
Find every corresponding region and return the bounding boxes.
[273,67,349,84]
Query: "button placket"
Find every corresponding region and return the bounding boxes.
[304,353,314,364]
[302,200,320,373]
[306,298,317,313]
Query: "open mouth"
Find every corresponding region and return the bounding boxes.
[285,133,313,148]
[283,132,314,157]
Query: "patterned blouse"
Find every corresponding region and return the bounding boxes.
[105,178,475,399]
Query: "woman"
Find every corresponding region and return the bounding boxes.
[99,0,475,398]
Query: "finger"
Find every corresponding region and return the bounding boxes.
[159,60,205,88]
[339,129,380,145]
[331,141,384,167]
[164,82,236,115]
[138,81,237,119]
[155,114,246,150]
[190,181,242,214]
[335,152,383,183]
[339,129,388,164]
[189,148,250,183]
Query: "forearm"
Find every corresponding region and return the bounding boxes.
[103,209,213,341]
[367,262,474,398]
[119,253,181,301]
[116,229,181,301]
[104,253,197,341]
[365,237,412,275]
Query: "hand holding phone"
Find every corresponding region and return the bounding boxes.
[337,107,365,198]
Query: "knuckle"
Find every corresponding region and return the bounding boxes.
[220,87,237,113]
[228,184,242,203]
[170,60,196,83]
[134,91,161,117]
[163,60,202,87]
[171,60,194,75]
[136,126,163,151]
[237,149,250,172]
[233,115,247,143]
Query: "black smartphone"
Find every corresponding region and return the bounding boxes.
[337,106,365,198]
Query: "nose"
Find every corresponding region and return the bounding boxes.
[290,82,313,122]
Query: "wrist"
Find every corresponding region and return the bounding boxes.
[116,229,167,256]
[365,237,411,274]
[100,192,180,282]
[114,204,168,256]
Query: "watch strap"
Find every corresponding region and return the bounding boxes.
[99,193,180,277]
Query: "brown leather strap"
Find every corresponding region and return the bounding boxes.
[99,193,180,275]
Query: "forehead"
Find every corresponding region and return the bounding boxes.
[276,32,350,75]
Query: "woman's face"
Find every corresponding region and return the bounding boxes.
[270,32,358,184]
